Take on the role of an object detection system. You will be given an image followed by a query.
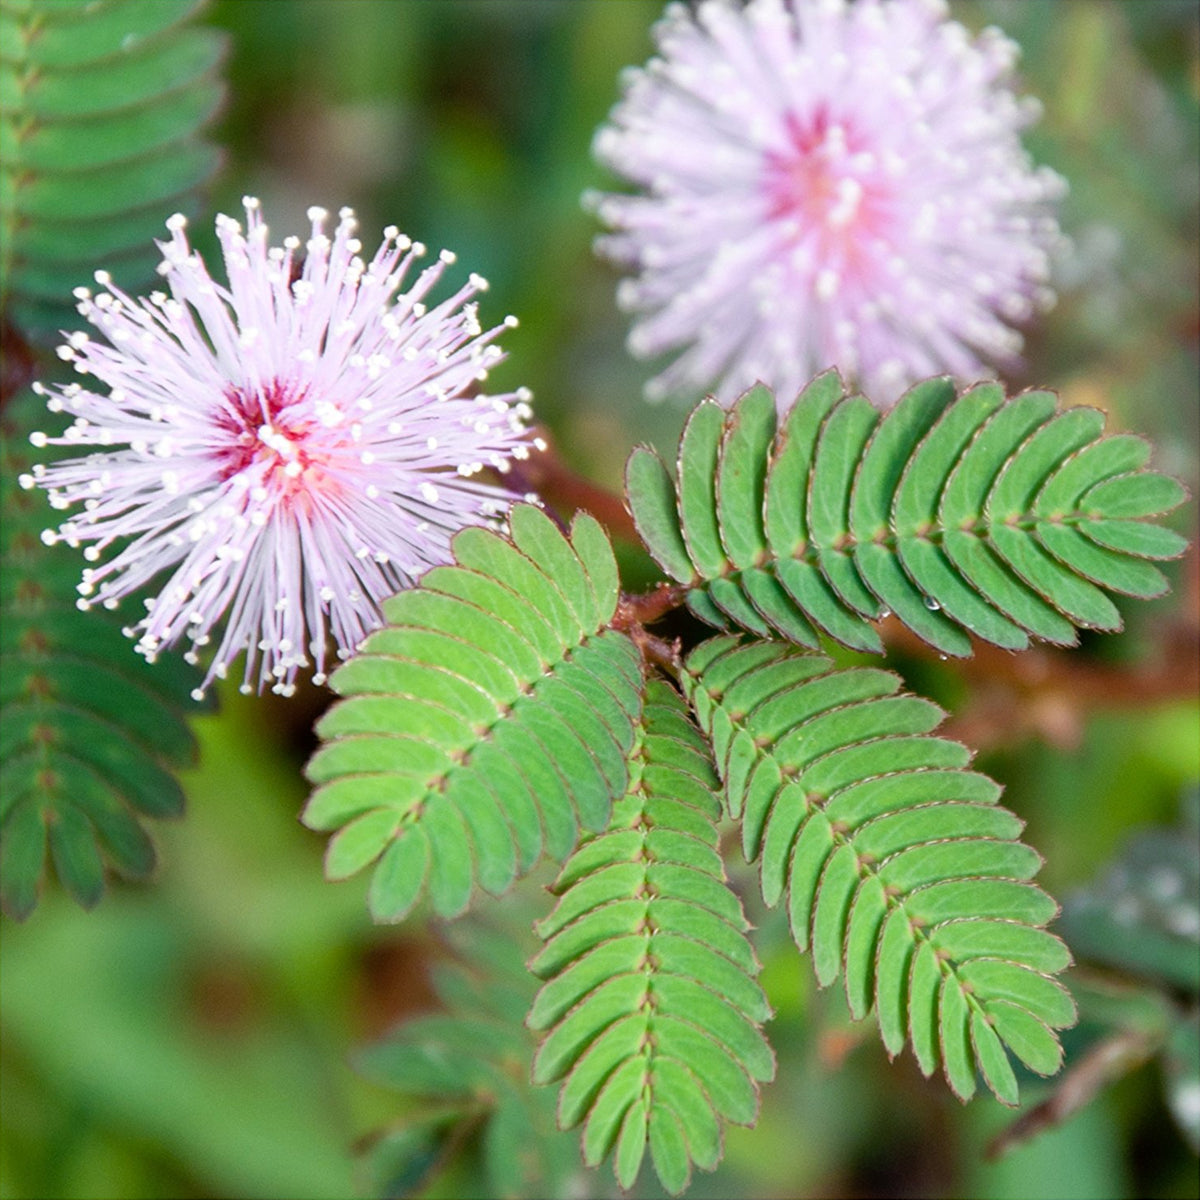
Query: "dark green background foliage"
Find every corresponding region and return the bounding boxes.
[2,0,221,920]
[1,2,1198,1199]
[0,0,224,340]
[0,394,212,920]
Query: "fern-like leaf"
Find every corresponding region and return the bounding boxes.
[304,504,643,924]
[682,635,1075,1104]
[0,0,225,340]
[627,374,1188,656]
[528,680,773,1195]
[1,393,208,918]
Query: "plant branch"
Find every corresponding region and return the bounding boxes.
[0,322,38,410]
[615,582,690,628]
[611,583,690,672]
[986,1027,1159,1159]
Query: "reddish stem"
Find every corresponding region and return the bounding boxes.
[614,583,690,630]
[518,425,638,542]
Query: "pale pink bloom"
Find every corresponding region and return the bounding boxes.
[591,0,1065,407]
[23,199,539,698]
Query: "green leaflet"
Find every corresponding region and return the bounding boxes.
[0,0,225,340]
[304,507,644,924]
[0,394,208,919]
[528,681,772,1196]
[625,379,1187,656]
[682,635,1075,1104]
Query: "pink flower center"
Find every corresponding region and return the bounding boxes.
[214,381,336,507]
[762,106,891,271]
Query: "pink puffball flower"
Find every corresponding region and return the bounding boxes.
[591,0,1066,408]
[22,199,540,699]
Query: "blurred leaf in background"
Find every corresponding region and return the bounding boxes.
[2,2,1198,1200]
[1060,787,1200,993]
[973,781,1199,1184]
[1,690,390,1199]
[0,0,225,341]
[1,0,226,923]
[353,893,586,1200]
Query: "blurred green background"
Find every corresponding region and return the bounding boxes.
[2,2,1198,1198]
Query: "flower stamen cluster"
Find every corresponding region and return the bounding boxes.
[22,199,541,698]
[591,0,1066,408]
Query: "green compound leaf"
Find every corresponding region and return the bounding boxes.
[627,375,1189,656]
[528,680,772,1196]
[0,0,225,341]
[0,393,208,919]
[682,635,1075,1105]
[304,506,644,925]
[354,908,581,1200]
